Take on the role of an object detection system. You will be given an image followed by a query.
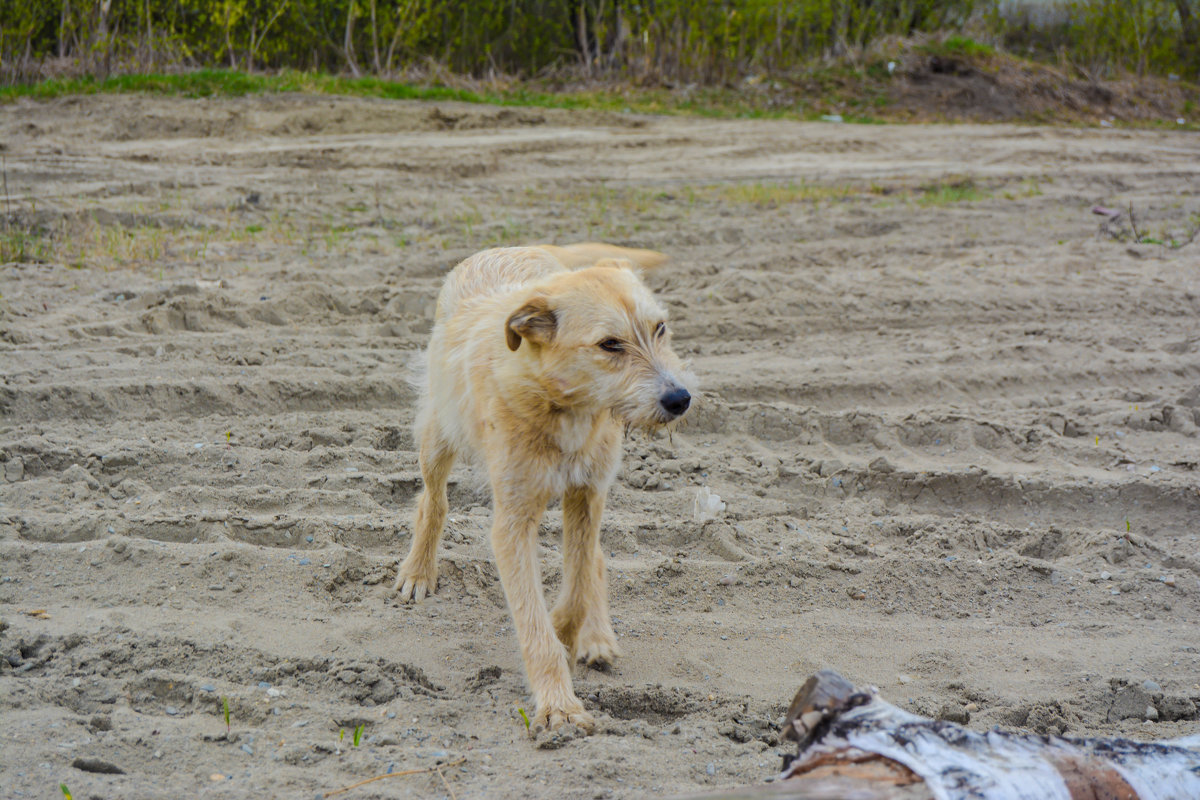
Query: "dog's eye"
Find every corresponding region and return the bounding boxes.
[598,339,624,353]
[654,322,666,338]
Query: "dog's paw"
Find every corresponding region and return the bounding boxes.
[392,562,437,602]
[575,624,621,670]
[532,699,595,736]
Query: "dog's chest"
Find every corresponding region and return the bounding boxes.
[543,414,617,492]
[554,414,595,454]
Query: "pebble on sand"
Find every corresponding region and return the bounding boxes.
[72,757,125,774]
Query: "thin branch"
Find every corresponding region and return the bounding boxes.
[1127,202,1142,243]
[322,757,466,798]
[1170,224,1199,249]
[3,154,11,225]
[435,764,459,800]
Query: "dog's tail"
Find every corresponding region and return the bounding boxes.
[534,242,669,270]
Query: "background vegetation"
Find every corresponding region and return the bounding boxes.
[1,0,1197,88]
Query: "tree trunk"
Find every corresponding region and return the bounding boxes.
[577,2,593,76]
[1174,0,1200,73]
[344,2,361,77]
[1175,0,1198,43]
[58,0,70,58]
[370,0,380,74]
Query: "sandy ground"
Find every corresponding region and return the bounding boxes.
[2,93,1199,799]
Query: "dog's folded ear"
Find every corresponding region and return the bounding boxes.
[505,296,556,351]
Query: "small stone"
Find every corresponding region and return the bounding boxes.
[64,464,102,490]
[1100,571,1112,580]
[1108,685,1153,721]
[868,457,895,473]
[1162,576,1176,587]
[718,574,735,586]
[964,702,979,713]
[72,757,125,774]
[165,706,179,715]
[817,459,844,477]
[706,763,717,776]
[1143,679,1162,692]
[1158,695,1198,721]
[1145,705,1159,721]
[4,458,24,482]
[210,773,226,782]
[897,674,912,685]
[936,703,970,724]
[241,743,255,755]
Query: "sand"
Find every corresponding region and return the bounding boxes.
[2,93,1199,799]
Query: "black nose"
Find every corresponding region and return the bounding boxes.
[659,387,691,418]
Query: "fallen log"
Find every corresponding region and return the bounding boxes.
[673,670,1200,800]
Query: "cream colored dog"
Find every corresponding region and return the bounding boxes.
[392,243,694,733]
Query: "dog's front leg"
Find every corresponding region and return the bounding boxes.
[553,484,620,669]
[394,425,455,601]
[491,496,596,734]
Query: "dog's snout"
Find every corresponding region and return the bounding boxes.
[659,387,691,419]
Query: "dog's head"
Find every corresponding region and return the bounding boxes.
[505,259,695,428]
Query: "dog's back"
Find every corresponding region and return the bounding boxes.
[436,247,565,321]
[435,243,668,321]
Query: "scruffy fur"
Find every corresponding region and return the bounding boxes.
[393,243,694,734]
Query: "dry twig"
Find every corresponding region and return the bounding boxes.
[435,763,459,800]
[1127,202,1142,242]
[323,756,466,798]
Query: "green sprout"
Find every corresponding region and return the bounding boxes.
[517,707,531,731]
[353,724,365,747]
[339,727,345,742]
[60,785,72,800]
[223,696,231,734]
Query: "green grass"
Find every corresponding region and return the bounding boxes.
[0,70,487,104]
[2,65,1191,130]
[0,228,52,263]
[921,35,995,59]
[0,68,887,123]
[917,178,990,206]
[717,181,856,207]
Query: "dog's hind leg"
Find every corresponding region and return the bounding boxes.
[552,484,621,670]
[393,423,455,602]
[491,490,596,734]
